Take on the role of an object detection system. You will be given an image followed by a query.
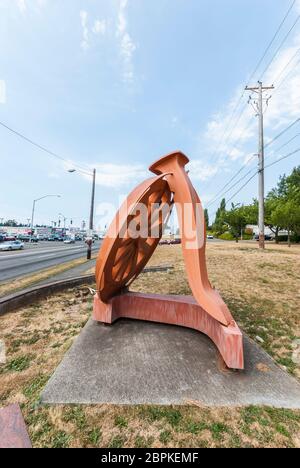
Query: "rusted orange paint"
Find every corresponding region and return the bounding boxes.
[94,152,244,370]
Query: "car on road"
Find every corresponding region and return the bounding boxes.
[64,238,75,244]
[207,235,214,240]
[0,234,5,243]
[0,240,24,251]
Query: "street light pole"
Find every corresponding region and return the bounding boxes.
[87,168,96,260]
[68,168,96,260]
[31,195,61,240]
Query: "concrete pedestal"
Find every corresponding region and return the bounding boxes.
[93,292,244,370]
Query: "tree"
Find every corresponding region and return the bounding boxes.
[204,209,209,230]
[266,166,300,244]
[241,201,258,225]
[4,219,18,227]
[213,198,226,235]
[271,200,300,247]
[224,204,247,243]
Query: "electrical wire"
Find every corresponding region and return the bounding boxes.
[265,147,300,169]
[0,121,92,175]
[206,120,300,208]
[203,0,298,178]
[259,14,300,80]
[225,147,300,205]
[265,118,300,148]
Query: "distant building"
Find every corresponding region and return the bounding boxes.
[246,225,288,237]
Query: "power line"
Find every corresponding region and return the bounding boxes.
[265,118,300,148]
[266,132,300,156]
[259,13,300,80]
[206,161,257,208]
[0,121,92,174]
[203,0,298,177]
[251,0,297,83]
[273,46,300,84]
[206,120,300,208]
[226,147,300,205]
[226,172,258,205]
[273,53,300,95]
[265,147,300,169]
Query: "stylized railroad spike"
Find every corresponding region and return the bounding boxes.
[94,152,244,370]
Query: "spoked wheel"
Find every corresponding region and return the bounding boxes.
[96,174,173,302]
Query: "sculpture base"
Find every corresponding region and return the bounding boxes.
[93,292,244,370]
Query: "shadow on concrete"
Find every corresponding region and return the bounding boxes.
[41,318,300,408]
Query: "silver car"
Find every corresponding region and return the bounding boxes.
[0,241,25,251]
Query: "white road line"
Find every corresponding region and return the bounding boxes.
[0,246,85,260]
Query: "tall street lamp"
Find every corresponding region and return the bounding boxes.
[31,195,61,239]
[68,168,96,260]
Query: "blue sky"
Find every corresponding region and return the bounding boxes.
[0,0,300,228]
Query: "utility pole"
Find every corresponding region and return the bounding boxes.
[87,168,96,260]
[245,81,274,250]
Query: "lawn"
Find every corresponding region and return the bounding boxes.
[0,242,299,448]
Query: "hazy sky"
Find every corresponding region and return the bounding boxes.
[0,0,299,228]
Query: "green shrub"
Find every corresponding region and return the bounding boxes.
[219,232,234,241]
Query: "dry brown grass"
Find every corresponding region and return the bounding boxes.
[134,242,300,376]
[0,242,300,448]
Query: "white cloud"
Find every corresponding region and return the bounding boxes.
[86,163,147,188]
[117,0,137,84]
[17,0,26,13]
[80,10,89,51]
[80,11,107,51]
[188,160,218,182]
[92,19,107,36]
[0,80,6,104]
[11,0,46,13]
[199,24,300,182]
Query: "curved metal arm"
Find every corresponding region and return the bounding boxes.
[150,152,233,326]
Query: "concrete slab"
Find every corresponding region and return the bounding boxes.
[41,318,300,408]
[0,404,32,448]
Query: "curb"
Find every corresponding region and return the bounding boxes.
[0,275,95,317]
[0,266,174,317]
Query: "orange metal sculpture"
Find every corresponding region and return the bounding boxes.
[93,152,244,370]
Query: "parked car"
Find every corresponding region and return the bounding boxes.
[64,238,75,244]
[207,235,214,240]
[48,235,62,241]
[30,236,39,243]
[0,234,5,243]
[170,238,181,245]
[159,239,170,245]
[17,234,31,242]
[4,235,16,242]
[255,234,274,241]
[0,241,24,251]
[37,235,49,241]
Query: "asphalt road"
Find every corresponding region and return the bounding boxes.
[0,241,101,283]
